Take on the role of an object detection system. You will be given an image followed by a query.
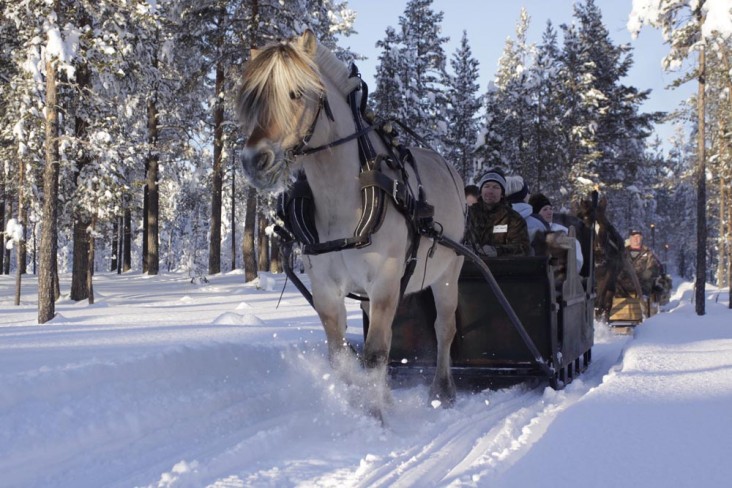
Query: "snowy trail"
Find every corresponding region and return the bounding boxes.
[1,272,633,487]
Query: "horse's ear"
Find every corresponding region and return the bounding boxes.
[249,47,260,61]
[297,29,318,57]
[599,196,608,210]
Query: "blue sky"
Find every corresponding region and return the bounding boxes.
[344,0,696,149]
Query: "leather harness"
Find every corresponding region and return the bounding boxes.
[275,66,436,299]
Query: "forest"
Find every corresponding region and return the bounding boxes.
[0,0,730,322]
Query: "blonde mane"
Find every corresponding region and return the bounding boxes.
[237,42,323,137]
[237,37,362,138]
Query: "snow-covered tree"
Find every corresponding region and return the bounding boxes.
[372,0,449,149]
[444,31,481,181]
[481,8,535,180]
[473,88,507,176]
[629,0,732,313]
[529,21,566,200]
[372,27,403,119]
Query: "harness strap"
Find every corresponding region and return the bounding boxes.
[359,167,412,213]
[281,65,437,301]
[302,235,371,255]
[300,71,389,257]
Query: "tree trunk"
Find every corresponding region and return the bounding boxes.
[208,62,225,275]
[70,218,90,300]
[70,56,92,300]
[270,234,281,273]
[111,218,119,272]
[14,156,26,304]
[243,186,257,282]
[39,56,60,324]
[719,179,727,288]
[0,180,5,274]
[695,41,707,315]
[87,214,96,305]
[2,198,11,275]
[14,250,22,306]
[146,98,159,275]
[257,207,269,271]
[230,154,237,271]
[241,0,260,283]
[32,221,37,275]
[728,194,731,309]
[123,206,131,272]
[142,182,148,272]
[17,160,27,275]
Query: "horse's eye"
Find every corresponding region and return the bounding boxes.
[289,91,302,100]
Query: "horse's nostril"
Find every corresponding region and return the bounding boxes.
[255,151,272,171]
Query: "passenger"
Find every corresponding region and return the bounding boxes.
[529,193,584,271]
[505,175,546,250]
[464,184,480,207]
[465,168,529,257]
[624,230,663,297]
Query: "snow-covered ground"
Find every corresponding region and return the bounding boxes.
[1,270,730,488]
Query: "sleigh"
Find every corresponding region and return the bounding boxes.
[367,237,594,390]
[608,293,660,329]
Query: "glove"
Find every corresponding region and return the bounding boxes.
[480,244,498,257]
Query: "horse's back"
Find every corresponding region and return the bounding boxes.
[404,146,465,240]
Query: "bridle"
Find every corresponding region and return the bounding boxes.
[285,91,376,160]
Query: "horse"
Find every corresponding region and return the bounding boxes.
[575,196,641,320]
[236,31,465,411]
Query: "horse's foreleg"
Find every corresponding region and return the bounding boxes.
[312,290,349,365]
[363,290,399,370]
[429,258,462,406]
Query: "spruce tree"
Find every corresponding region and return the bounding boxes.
[444,31,481,181]
[373,27,404,119]
[397,0,449,149]
[530,21,565,201]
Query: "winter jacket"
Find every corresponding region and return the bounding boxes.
[628,245,662,295]
[466,199,529,256]
[513,202,550,246]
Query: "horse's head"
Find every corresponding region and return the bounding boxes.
[575,199,595,229]
[237,30,325,191]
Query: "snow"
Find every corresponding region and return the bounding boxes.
[629,0,732,41]
[1,271,730,487]
[701,0,732,39]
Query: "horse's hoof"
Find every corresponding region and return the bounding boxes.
[367,405,386,426]
[362,350,388,369]
[429,379,456,408]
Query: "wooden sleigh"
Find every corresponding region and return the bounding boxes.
[366,233,594,390]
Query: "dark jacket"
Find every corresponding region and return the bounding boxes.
[465,199,530,256]
[628,245,662,295]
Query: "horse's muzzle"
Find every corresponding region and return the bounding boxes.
[240,142,287,191]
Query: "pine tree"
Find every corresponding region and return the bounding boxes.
[444,31,481,181]
[379,0,449,149]
[574,0,657,192]
[373,27,403,119]
[473,9,537,182]
[628,0,732,314]
[530,21,567,201]
[473,88,508,176]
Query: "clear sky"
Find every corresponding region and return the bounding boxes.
[344,0,697,149]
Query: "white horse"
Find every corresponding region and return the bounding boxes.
[237,31,465,408]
